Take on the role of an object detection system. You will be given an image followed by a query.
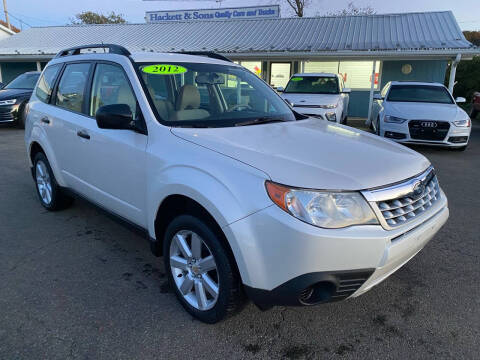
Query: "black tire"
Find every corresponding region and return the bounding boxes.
[343,116,348,126]
[375,117,381,136]
[17,101,27,129]
[33,152,73,211]
[451,145,468,152]
[163,214,244,323]
[471,109,478,119]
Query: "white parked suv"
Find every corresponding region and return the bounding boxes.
[278,73,350,124]
[370,81,472,150]
[25,45,449,323]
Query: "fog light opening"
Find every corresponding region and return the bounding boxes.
[298,281,336,305]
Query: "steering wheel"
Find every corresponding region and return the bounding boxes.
[230,104,253,112]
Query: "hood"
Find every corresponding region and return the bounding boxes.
[387,102,467,121]
[172,119,430,190]
[0,88,33,100]
[281,93,340,107]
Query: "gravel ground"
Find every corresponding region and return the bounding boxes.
[0,122,479,359]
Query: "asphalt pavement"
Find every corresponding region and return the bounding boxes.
[0,122,479,359]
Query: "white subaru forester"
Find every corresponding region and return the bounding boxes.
[25,44,449,323]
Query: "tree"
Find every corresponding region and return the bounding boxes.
[284,0,310,18]
[326,2,376,16]
[463,31,480,46]
[447,31,480,106]
[71,11,126,25]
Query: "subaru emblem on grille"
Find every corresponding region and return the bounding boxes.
[421,121,437,128]
[411,180,425,199]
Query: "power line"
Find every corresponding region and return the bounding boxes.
[6,12,32,29]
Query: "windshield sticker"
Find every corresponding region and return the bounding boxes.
[291,77,303,82]
[142,64,187,75]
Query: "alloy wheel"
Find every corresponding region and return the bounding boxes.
[36,160,52,205]
[169,230,219,311]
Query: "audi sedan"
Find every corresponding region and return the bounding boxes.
[370,81,472,151]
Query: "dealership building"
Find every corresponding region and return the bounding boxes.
[0,10,477,117]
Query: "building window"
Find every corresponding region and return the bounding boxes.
[240,61,262,78]
[304,61,381,90]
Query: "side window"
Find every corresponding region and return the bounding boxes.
[56,63,91,113]
[36,64,61,103]
[89,63,137,118]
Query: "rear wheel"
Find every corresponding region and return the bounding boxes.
[33,152,73,211]
[163,215,244,323]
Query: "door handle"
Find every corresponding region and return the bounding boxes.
[77,130,90,140]
[41,117,50,124]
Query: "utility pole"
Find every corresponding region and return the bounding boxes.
[2,0,11,29]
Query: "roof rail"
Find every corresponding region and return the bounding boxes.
[173,51,232,63]
[54,44,131,58]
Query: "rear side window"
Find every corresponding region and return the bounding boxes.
[89,63,137,118]
[55,63,91,113]
[36,65,61,103]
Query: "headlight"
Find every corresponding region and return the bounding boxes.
[384,115,407,123]
[325,112,336,122]
[266,181,378,229]
[0,99,16,106]
[453,118,471,127]
[319,103,337,109]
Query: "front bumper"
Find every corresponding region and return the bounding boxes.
[381,120,471,147]
[0,104,19,123]
[226,192,448,308]
[291,106,340,122]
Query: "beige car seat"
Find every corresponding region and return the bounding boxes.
[170,85,210,121]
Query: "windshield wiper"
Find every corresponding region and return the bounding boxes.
[235,117,287,127]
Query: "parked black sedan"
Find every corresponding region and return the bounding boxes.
[0,71,40,128]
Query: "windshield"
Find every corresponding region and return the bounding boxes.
[387,85,454,104]
[284,76,339,94]
[136,62,296,127]
[5,73,40,90]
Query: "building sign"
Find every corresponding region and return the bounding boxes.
[146,5,280,23]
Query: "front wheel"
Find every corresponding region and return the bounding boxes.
[375,117,381,136]
[17,102,28,129]
[163,215,244,323]
[471,108,478,119]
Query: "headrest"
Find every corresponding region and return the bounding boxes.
[176,85,201,111]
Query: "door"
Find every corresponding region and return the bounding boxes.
[270,63,291,89]
[48,62,93,184]
[79,62,148,226]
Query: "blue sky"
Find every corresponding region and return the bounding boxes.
[4,0,478,30]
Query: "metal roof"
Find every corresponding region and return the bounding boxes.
[0,11,476,60]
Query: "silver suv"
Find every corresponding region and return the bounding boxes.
[25,44,449,323]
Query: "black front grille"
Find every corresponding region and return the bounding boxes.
[0,106,14,122]
[408,120,450,141]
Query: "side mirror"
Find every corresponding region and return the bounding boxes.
[96,104,133,130]
[342,88,351,94]
[455,97,466,103]
[276,86,284,92]
[373,93,383,101]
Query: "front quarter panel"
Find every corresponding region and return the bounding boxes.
[146,128,272,239]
